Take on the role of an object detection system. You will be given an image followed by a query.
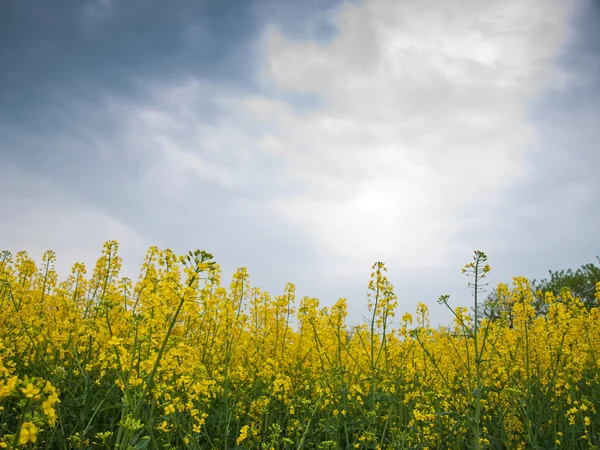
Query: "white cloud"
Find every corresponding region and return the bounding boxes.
[2,0,595,327]
[245,0,575,266]
[0,162,148,280]
[106,0,576,273]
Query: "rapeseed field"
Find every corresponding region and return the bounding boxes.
[0,241,598,449]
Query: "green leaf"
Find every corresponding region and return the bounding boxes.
[133,436,150,449]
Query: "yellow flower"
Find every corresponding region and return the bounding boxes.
[21,383,41,399]
[19,422,38,445]
[236,425,249,445]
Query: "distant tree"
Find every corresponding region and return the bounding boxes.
[532,257,600,312]
[482,287,513,326]
[483,256,600,320]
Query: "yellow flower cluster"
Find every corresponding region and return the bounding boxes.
[0,243,599,448]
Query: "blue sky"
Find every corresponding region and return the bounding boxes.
[1,0,599,326]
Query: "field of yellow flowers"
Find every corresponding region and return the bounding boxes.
[1,241,599,449]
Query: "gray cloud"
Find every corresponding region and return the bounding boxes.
[1,0,599,327]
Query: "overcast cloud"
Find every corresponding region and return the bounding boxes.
[1,0,599,326]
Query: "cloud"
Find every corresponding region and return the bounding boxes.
[248,0,576,266]
[2,0,596,327]
[81,0,580,298]
[0,161,148,279]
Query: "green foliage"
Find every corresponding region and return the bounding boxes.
[533,257,600,312]
[484,256,600,321]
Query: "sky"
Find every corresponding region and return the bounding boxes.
[1,0,599,326]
